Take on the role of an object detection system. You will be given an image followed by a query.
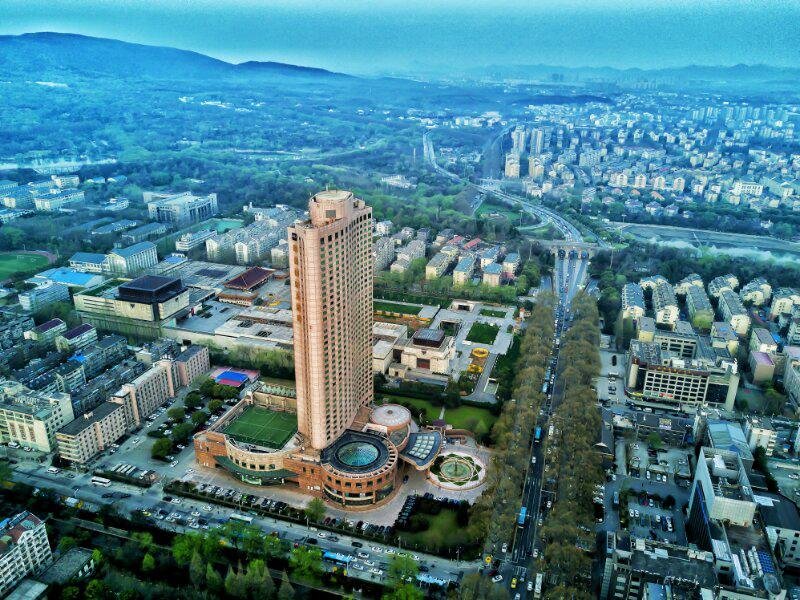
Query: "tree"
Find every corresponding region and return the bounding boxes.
[304,497,326,523]
[141,552,155,572]
[0,459,12,486]
[132,532,153,552]
[646,432,663,450]
[172,532,201,565]
[388,554,419,587]
[244,559,274,600]
[288,546,323,584]
[57,536,77,553]
[208,399,223,413]
[84,580,111,600]
[151,437,172,459]
[384,584,425,600]
[206,564,223,595]
[263,534,284,559]
[167,407,186,422]
[61,587,81,600]
[224,566,248,599]
[191,410,210,427]
[184,393,203,410]
[277,572,295,600]
[171,423,195,444]
[189,550,205,587]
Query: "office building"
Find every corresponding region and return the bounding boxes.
[56,401,128,464]
[175,229,216,252]
[105,242,158,276]
[74,275,190,340]
[744,417,778,456]
[0,381,74,452]
[626,340,739,412]
[120,222,169,245]
[759,491,800,570]
[145,191,218,226]
[288,190,374,450]
[0,512,52,596]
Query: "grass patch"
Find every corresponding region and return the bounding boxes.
[222,406,297,449]
[479,308,507,318]
[378,394,497,437]
[373,300,422,315]
[466,322,500,345]
[519,222,565,241]
[0,252,49,280]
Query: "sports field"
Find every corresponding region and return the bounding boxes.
[0,252,50,280]
[223,406,297,449]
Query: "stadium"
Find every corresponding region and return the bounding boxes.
[194,383,443,507]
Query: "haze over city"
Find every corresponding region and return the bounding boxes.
[3,0,800,74]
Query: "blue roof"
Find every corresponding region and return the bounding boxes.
[39,267,101,287]
[111,241,155,257]
[215,371,249,384]
[504,253,520,262]
[70,252,106,264]
[484,263,502,274]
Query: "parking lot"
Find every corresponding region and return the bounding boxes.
[595,349,627,405]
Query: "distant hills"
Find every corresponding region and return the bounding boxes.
[0,32,348,81]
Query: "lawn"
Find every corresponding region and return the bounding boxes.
[373,300,422,315]
[222,406,297,449]
[479,308,507,318]
[466,322,500,345]
[0,252,49,280]
[396,509,475,552]
[378,395,496,436]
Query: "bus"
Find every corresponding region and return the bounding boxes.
[229,513,254,525]
[541,382,549,394]
[534,573,544,599]
[517,506,527,527]
[90,476,111,487]
[534,427,542,443]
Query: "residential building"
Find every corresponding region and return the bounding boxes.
[750,327,778,355]
[425,252,454,280]
[145,191,219,226]
[708,274,740,298]
[744,417,777,456]
[68,252,107,274]
[711,321,740,355]
[621,283,646,320]
[652,282,679,328]
[759,491,800,570]
[501,253,520,277]
[0,381,74,452]
[173,345,210,387]
[395,240,425,265]
[685,285,714,327]
[719,289,752,336]
[482,263,503,287]
[175,229,216,252]
[120,222,169,245]
[452,255,476,286]
[740,277,772,306]
[56,401,128,464]
[674,273,704,296]
[504,152,520,178]
[479,246,501,269]
[373,237,395,272]
[770,288,800,319]
[32,189,84,211]
[24,319,66,345]
[18,281,70,312]
[0,512,52,596]
[105,242,158,276]
[112,360,177,427]
[288,190,373,450]
[55,323,98,353]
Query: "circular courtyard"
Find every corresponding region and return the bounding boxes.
[429,451,486,490]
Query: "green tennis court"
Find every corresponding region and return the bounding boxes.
[223,406,297,449]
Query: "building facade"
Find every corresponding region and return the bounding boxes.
[0,512,53,596]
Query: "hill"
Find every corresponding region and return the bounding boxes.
[0,32,347,81]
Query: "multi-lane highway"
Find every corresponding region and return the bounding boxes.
[423,129,592,595]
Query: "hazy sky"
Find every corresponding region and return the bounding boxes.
[3,0,799,75]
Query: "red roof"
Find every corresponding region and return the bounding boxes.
[223,267,273,291]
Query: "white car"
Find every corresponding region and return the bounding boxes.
[191,511,201,518]
[527,581,534,591]
[170,460,179,467]
[492,575,503,583]
[532,548,539,558]
[371,546,382,553]
[357,552,370,559]
[202,505,212,512]
[171,498,181,505]
[501,543,508,553]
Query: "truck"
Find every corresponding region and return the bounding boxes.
[518,506,527,527]
[64,497,81,508]
[534,427,542,443]
[534,573,544,599]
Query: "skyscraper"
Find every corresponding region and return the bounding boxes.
[530,127,545,156]
[288,190,374,450]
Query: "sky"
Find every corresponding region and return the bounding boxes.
[3,0,799,75]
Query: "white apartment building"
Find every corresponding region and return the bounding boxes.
[719,289,752,336]
[56,401,128,464]
[744,417,777,456]
[112,360,177,427]
[0,512,52,596]
[0,381,74,453]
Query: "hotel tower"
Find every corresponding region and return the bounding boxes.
[288,190,374,450]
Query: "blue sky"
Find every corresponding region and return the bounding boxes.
[3,0,799,74]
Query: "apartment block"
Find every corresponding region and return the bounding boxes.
[652,282,679,328]
[111,360,177,427]
[56,401,128,464]
[0,512,53,596]
[719,289,751,336]
[173,345,210,387]
[0,381,74,452]
[145,191,219,226]
[621,283,646,320]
